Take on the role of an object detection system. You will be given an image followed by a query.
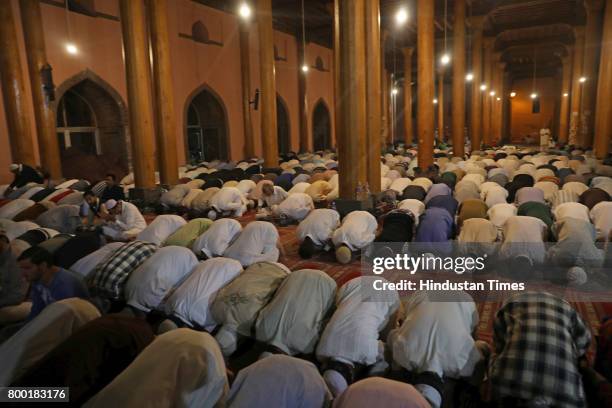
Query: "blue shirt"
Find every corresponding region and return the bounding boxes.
[28,268,90,320]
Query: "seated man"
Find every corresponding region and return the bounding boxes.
[316,276,400,396]
[389,291,489,408]
[211,261,291,356]
[207,186,248,219]
[261,183,288,208]
[255,269,336,356]
[490,292,591,408]
[331,211,378,264]
[101,199,147,241]
[80,190,103,226]
[191,218,242,260]
[270,192,314,222]
[296,208,341,259]
[100,173,125,202]
[162,257,243,332]
[223,221,282,267]
[18,247,90,321]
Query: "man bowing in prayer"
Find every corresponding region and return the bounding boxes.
[101,199,147,242]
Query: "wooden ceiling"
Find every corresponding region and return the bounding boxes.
[195,0,588,79]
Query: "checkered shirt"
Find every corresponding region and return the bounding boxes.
[91,240,157,300]
[491,292,591,408]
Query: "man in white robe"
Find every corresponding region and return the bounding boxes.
[590,201,612,241]
[191,218,242,259]
[101,199,147,241]
[69,242,124,279]
[296,208,340,258]
[261,183,288,208]
[208,187,248,219]
[499,215,548,269]
[331,211,378,264]
[223,221,281,267]
[272,192,314,222]
[136,214,186,246]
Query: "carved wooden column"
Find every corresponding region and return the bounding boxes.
[594,0,612,158]
[451,0,466,157]
[417,0,435,168]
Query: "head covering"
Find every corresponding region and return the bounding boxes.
[9,163,20,172]
[334,377,430,408]
[104,199,117,210]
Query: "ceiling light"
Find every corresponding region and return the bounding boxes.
[579,76,586,83]
[238,3,251,19]
[510,91,516,98]
[563,92,569,97]
[465,73,474,82]
[489,90,496,96]
[480,84,487,91]
[440,54,450,65]
[66,43,78,55]
[433,98,438,104]
[530,93,538,99]
[395,8,409,26]
[301,64,309,73]
[391,88,399,95]
[496,97,501,101]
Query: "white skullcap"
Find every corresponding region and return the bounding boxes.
[567,266,587,286]
[104,199,118,210]
[9,163,19,171]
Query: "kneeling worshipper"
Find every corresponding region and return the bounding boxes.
[457,199,488,228]
[124,246,198,314]
[12,314,154,405]
[35,204,82,234]
[316,276,400,396]
[261,182,288,208]
[296,208,340,258]
[331,210,378,264]
[334,377,431,408]
[162,257,243,332]
[414,208,455,256]
[162,218,213,248]
[208,186,248,219]
[226,354,332,408]
[0,233,26,311]
[498,215,548,272]
[90,240,157,301]
[18,246,90,321]
[136,214,186,246]
[490,292,591,408]
[425,194,459,218]
[487,203,517,231]
[305,179,334,202]
[457,218,499,258]
[375,209,416,244]
[553,201,591,223]
[160,184,191,208]
[223,221,281,267]
[255,269,336,356]
[590,201,612,241]
[398,199,425,225]
[211,261,291,356]
[84,329,228,408]
[69,242,124,280]
[517,201,554,231]
[101,199,147,241]
[270,192,314,222]
[0,198,34,220]
[191,218,242,259]
[0,298,100,386]
[389,291,489,408]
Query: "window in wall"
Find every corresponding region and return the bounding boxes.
[56,90,101,155]
[67,0,97,17]
[192,21,210,43]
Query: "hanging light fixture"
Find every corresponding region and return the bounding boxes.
[440,0,450,66]
[480,84,487,91]
[489,90,496,96]
[563,92,569,97]
[510,91,517,98]
[395,7,409,26]
[433,98,438,104]
[64,0,78,55]
[465,73,474,82]
[300,0,308,75]
[392,88,399,95]
[530,93,538,99]
[531,46,538,99]
[579,76,587,83]
[238,2,252,19]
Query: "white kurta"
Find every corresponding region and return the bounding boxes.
[590,201,612,241]
[0,199,34,220]
[223,221,279,267]
[316,276,399,365]
[236,179,256,196]
[0,219,38,241]
[398,199,425,225]
[103,201,147,240]
[191,218,242,258]
[84,329,228,408]
[389,178,412,194]
[331,211,378,251]
[288,182,311,195]
[296,208,340,246]
[209,187,247,216]
[487,203,518,228]
[562,181,589,196]
[499,216,548,263]
[136,214,187,246]
[274,193,314,221]
[0,298,100,386]
[263,186,288,207]
[389,291,480,379]
[165,257,243,330]
[69,242,125,279]
[125,246,198,312]
[553,202,591,223]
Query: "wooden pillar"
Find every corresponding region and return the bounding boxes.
[594,0,612,159]
[119,0,157,189]
[437,71,445,141]
[581,0,605,148]
[569,26,585,146]
[0,1,36,166]
[19,0,61,178]
[257,0,279,167]
[493,61,505,144]
[451,0,466,157]
[470,16,485,151]
[364,0,381,192]
[239,21,255,158]
[481,37,494,146]
[388,71,395,146]
[381,31,390,146]
[403,47,414,146]
[417,0,435,168]
[559,55,572,144]
[333,0,341,150]
[336,0,367,198]
[148,0,178,186]
[297,30,309,153]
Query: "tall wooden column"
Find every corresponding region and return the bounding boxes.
[451,0,466,157]
[581,0,605,148]
[0,1,36,166]
[437,71,445,141]
[297,31,309,153]
[417,0,435,168]
[387,71,395,146]
[364,0,381,192]
[336,0,367,198]
[569,26,585,146]
[119,0,157,189]
[148,0,178,186]
[482,37,494,146]
[403,47,414,145]
[381,31,390,146]
[257,0,279,167]
[493,61,505,143]
[558,55,572,144]
[19,0,61,178]
[333,0,341,150]
[239,21,255,158]
[594,0,612,159]
[470,16,485,151]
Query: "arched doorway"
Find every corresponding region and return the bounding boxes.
[312,99,331,151]
[55,76,128,181]
[185,87,228,163]
[276,94,290,154]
